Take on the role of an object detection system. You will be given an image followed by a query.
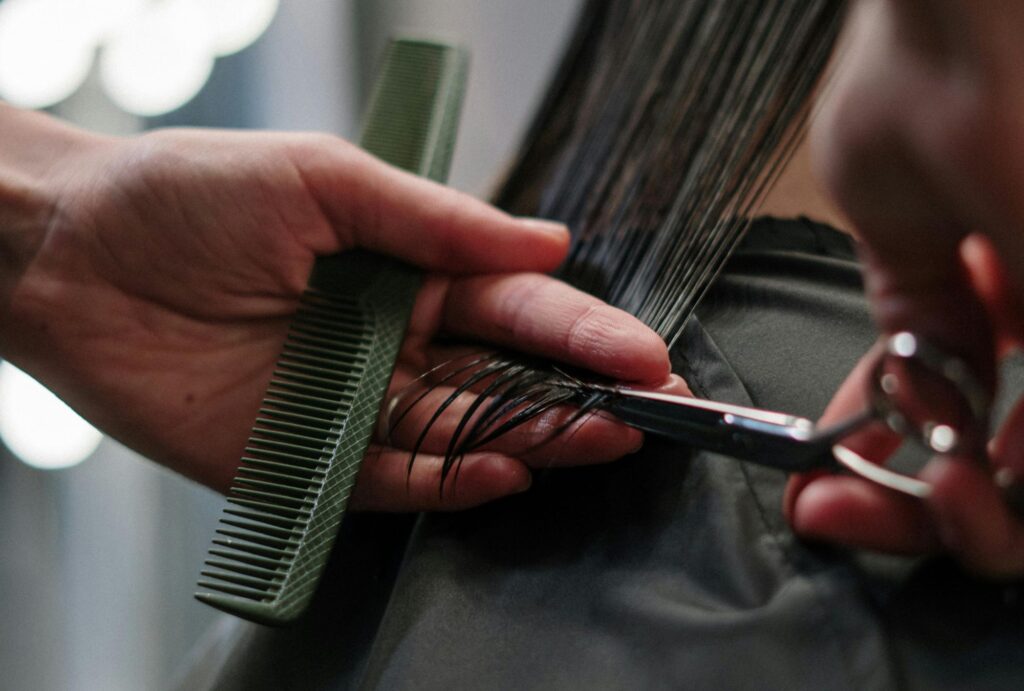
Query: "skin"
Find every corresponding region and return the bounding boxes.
[0,103,673,512]
[5,0,1021,574]
[786,0,1024,576]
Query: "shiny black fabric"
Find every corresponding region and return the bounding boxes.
[178,219,1024,690]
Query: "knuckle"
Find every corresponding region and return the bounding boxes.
[290,131,344,158]
[500,274,553,341]
[564,303,605,356]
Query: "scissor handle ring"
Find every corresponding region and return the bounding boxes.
[867,331,990,456]
[831,443,933,498]
[831,331,992,500]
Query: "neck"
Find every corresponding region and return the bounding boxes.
[757,136,852,236]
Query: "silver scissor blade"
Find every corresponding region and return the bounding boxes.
[590,386,838,472]
[606,387,812,429]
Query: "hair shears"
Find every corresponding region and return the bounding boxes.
[590,332,1012,504]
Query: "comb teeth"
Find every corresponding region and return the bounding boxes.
[197,291,369,606]
[196,38,468,625]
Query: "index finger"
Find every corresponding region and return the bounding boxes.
[784,346,938,553]
[442,273,671,385]
[291,139,572,274]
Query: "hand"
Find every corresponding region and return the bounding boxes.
[0,109,671,510]
[786,0,1024,575]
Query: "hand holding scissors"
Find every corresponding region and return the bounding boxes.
[803,0,1024,577]
[593,331,1024,575]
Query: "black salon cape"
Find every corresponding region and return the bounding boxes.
[178,219,1024,690]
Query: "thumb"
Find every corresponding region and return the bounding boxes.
[809,28,996,382]
[855,219,995,392]
[291,137,570,273]
[813,118,995,385]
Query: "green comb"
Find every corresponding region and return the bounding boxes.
[195,38,469,626]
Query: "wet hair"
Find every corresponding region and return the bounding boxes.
[393,0,846,488]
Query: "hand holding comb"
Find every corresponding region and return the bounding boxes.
[195,38,469,625]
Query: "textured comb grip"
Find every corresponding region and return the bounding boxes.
[196,39,469,625]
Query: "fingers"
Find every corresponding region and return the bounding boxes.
[961,234,1024,354]
[384,383,642,467]
[785,346,902,518]
[291,138,570,273]
[787,343,1024,574]
[442,273,671,384]
[812,18,995,372]
[949,396,1024,574]
[786,345,937,554]
[787,474,939,554]
[790,454,1024,574]
[921,457,1024,577]
[349,445,531,512]
[858,241,995,383]
[805,1,1021,574]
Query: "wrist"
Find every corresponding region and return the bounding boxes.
[0,104,105,359]
[0,159,52,357]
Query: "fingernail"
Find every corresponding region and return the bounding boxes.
[657,373,691,393]
[630,434,644,454]
[518,217,569,237]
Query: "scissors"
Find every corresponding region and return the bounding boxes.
[584,331,1007,503]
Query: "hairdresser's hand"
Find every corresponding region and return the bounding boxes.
[786,0,1024,575]
[0,109,672,510]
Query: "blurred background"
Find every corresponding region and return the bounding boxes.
[0,0,581,687]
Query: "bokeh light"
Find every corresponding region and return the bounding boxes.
[99,0,216,117]
[0,0,279,116]
[0,0,97,109]
[202,0,280,57]
[0,362,103,470]
[70,0,148,44]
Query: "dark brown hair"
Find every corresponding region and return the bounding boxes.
[397,0,846,485]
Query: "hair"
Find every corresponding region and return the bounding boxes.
[393,0,847,486]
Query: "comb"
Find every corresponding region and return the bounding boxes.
[194,38,469,626]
